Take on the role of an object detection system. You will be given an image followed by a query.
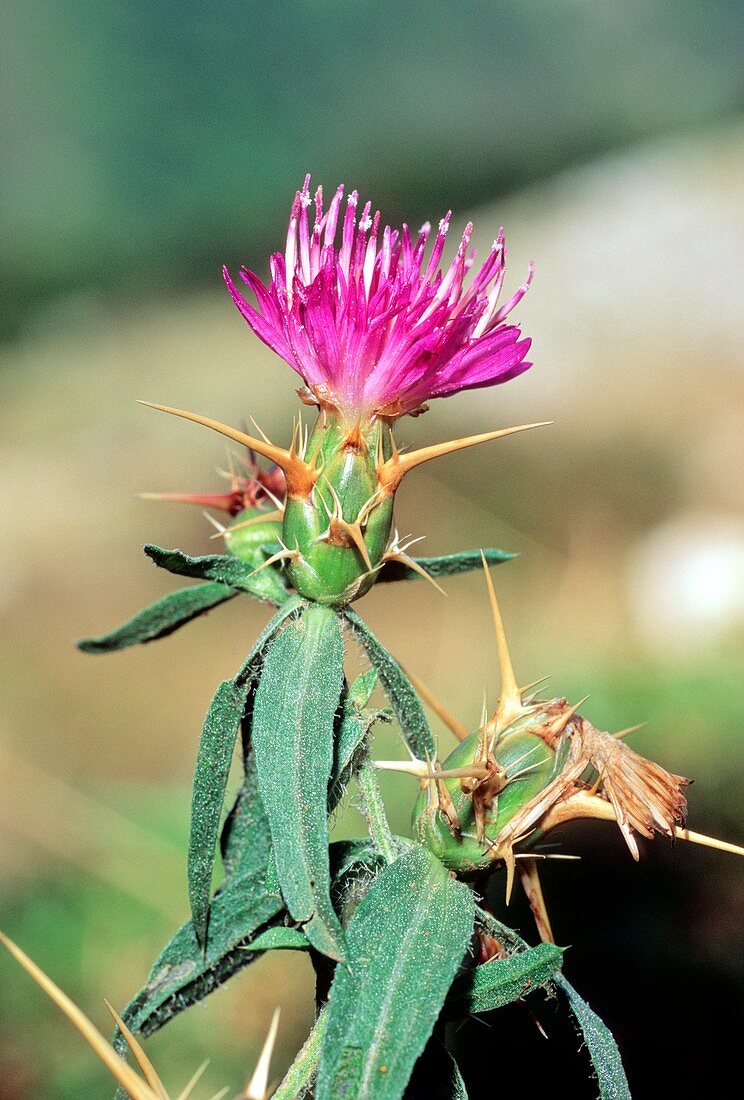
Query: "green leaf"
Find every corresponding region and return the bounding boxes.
[405,1040,468,1099]
[115,865,285,1055]
[344,608,435,760]
[77,581,238,652]
[253,603,347,961]
[331,677,391,809]
[144,543,289,605]
[115,841,368,1059]
[116,671,386,1058]
[242,926,309,953]
[317,846,475,1100]
[348,667,379,709]
[188,598,303,947]
[556,975,632,1100]
[379,547,515,583]
[447,942,564,1016]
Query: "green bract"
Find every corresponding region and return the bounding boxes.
[413,710,570,875]
[283,414,395,605]
[222,505,283,564]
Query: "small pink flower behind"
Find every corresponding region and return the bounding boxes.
[224,176,533,421]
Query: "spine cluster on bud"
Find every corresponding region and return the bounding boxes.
[281,413,395,603]
[407,564,691,900]
[141,399,544,606]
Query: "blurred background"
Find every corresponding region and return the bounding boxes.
[1,2,743,1097]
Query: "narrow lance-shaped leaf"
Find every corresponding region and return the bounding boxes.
[144,543,289,605]
[317,846,475,1100]
[344,608,435,760]
[114,842,372,1062]
[252,603,347,961]
[555,974,632,1100]
[446,942,564,1016]
[77,581,238,653]
[188,597,303,947]
[115,683,387,1062]
[117,733,388,1056]
[379,546,515,584]
[331,671,391,808]
[473,907,629,1100]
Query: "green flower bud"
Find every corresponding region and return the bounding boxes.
[223,506,284,566]
[412,707,570,876]
[282,413,395,605]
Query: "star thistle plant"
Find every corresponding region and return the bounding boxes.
[7,178,742,1100]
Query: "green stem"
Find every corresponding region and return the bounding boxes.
[272,1007,328,1100]
[357,753,397,864]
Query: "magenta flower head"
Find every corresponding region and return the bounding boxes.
[142,177,547,605]
[223,175,534,421]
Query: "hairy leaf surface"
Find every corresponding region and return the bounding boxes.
[379,547,515,584]
[447,942,564,1016]
[556,975,632,1100]
[253,603,347,960]
[144,543,289,605]
[77,581,238,652]
[344,609,435,759]
[188,598,303,946]
[317,846,474,1100]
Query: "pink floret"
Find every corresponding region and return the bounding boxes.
[224,176,533,420]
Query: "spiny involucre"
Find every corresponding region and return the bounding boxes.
[145,177,546,604]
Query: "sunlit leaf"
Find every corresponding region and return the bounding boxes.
[344,609,435,759]
[379,547,515,584]
[144,544,289,605]
[252,604,347,961]
[77,582,238,652]
[317,846,474,1100]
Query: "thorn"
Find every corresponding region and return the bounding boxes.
[436,764,491,781]
[403,667,470,741]
[249,544,300,577]
[212,508,284,538]
[675,828,744,857]
[546,696,590,739]
[175,1061,209,1100]
[614,723,645,740]
[519,675,551,697]
[138,401,316,497]
[374,759,430,778]
[244,1007,280,1100]
[0,931,155,1100]
[203,511,227,535]
[481,555,524,733]
[357,486,385,527]
[517,859,555,944]
[260,481,287,511]
[378,422,551,490]
[383,550,446,595]
[137,491,239,512]
[374,760,489,781]
[503,845,516,905]
[330,516,373,569]
[105,1001,169,1099]
[249,416,272,445]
